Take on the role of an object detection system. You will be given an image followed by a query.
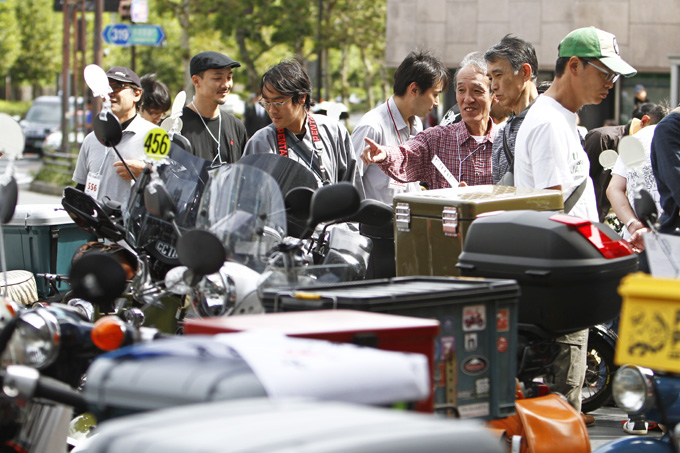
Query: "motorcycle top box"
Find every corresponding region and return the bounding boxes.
[393,185,564,277]
[457,210,639,336]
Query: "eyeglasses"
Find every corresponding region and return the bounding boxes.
[585,61,619,84]
[109,83,135,93]
[258,97,292,109]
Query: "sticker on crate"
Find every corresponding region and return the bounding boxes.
[463,305,486,331]
[497,336,509,353]
[439,336,455,361]
[461,355,489,376]
[458,402,490,418]
[464,333,478,352]
[497,308,510,332]
[475,377,490,397]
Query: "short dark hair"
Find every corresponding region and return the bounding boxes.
[554,56,592,77]
[393,50,450,96]
[260,59,313,111]
[633,102,669,125]
[140,74,171,112]
[484,35,538,82]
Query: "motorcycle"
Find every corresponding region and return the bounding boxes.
[161,154,392,322]
[457,208,639,452]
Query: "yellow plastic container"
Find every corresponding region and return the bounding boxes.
[615,272,680,372]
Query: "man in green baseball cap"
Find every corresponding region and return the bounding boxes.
[513,26,637,424]
[558,26,637,78]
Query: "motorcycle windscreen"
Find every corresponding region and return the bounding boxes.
[125,144,210,266]
[197,162,287,273]
[238,154,318,238]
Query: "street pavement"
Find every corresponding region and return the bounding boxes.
[588,405,663,450]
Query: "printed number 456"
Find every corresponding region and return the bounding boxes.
[145,132,168,155]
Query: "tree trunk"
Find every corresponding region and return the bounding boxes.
[360,47,374,109]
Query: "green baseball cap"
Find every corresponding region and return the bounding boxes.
[558,27,637,77]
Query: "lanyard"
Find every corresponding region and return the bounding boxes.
[191,100,223,168]
[274,114,327,182]
[276,114,322,154]
[386,98,407,145]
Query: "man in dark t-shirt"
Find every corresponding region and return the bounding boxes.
[181,51,247,167]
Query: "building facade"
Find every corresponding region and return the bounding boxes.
[386,0,680,127]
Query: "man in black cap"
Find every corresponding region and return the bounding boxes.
[181,51,247,167]
[73,66,156,204]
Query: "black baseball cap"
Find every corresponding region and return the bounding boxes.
[190,51,241,76]
[106,66,142,88]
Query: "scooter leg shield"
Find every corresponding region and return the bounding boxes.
[515,393,591,453]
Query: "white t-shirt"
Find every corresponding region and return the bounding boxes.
[514,95,598,222]
[612,124,662,238]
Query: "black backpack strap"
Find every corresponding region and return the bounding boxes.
[563,178,588,214]
[501,100,536,171]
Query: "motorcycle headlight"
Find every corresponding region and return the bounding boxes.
[3,308,60,369]
[613,365,655,413]
[190,273,236,318]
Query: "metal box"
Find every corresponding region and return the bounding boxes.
[184,309,440,413]
[2,204,95,297]
[393,185,563,277]
[261,277,520,420]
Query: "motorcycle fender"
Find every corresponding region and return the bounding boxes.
[593,436,672,453]
[515,393,589,453]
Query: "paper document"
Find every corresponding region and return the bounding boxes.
[643,231,680,278]
[432,155,459,187]
[214,331,430,405]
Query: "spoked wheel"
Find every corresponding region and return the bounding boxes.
[581,332,617,413]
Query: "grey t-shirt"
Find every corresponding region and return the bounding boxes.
[73,114,156,204]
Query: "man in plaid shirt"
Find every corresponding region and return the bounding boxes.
[361,51,496,188]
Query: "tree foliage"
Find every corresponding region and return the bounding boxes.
[0,1,20,80]
[10,0,61,90]
[4,0,390,110]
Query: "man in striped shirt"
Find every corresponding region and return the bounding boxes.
[360,51,496,189]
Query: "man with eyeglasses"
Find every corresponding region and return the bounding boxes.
[181,51,247,168]
[140,73,171,125]
[513,27,636,419]
[244,59,363,193]
[73,66,156,204]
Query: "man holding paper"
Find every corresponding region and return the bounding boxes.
[360,51,496,189]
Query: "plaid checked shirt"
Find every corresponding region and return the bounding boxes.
[378,119,497,189]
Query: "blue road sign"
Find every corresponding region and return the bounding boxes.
[103,24,165,47]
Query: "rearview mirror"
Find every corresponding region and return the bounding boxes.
[0,113,25,161]
[176,229,226,277]
[308,182,360,229]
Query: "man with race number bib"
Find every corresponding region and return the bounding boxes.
[73,66,156,204]
[244,59,364,195]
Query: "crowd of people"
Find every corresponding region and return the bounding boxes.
[69,25,680,435]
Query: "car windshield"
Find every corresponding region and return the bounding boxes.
[25,103,61,123]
